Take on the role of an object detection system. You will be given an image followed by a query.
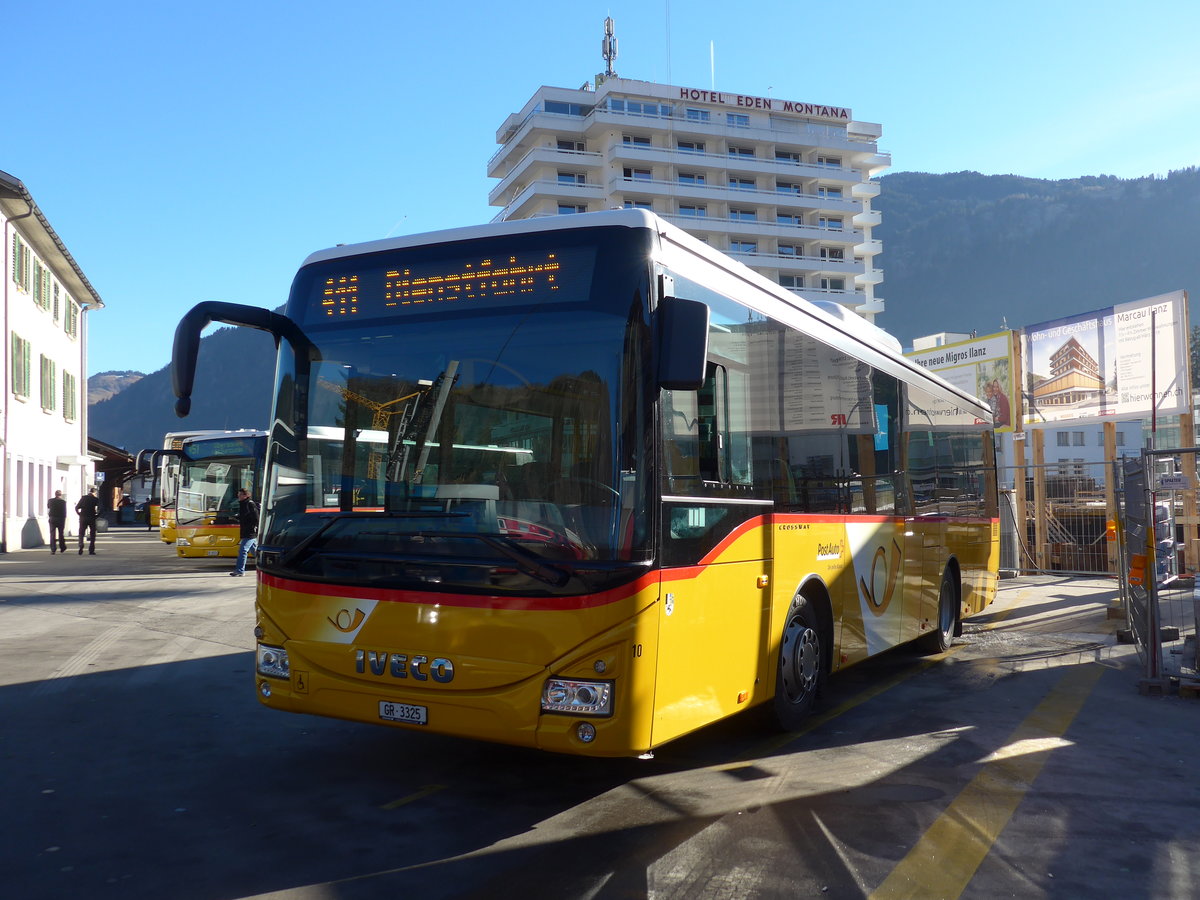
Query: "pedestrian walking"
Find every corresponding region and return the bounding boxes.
[230,488,259,576]
[47,490,68,554]
[75,487,100,555]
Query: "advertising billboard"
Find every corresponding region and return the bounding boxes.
[1022,290,1188,425]
[905,331,1017,432]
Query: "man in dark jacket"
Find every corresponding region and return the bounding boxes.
[230,488,260,576]
[47,490,68,554]
[75,487,101,555]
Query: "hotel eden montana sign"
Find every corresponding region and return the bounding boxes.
[675,87,851,121]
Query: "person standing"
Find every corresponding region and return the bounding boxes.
[75,487,101,555]
[47,490,68,554]
[230,488,260,576]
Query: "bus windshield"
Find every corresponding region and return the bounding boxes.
[261,227,653,593]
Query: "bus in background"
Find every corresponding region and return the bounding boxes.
[156,430,222,543]
[172,209,998,757]
[174,430,268,559]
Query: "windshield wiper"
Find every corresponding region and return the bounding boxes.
[276,510,470,569]
[473,534,571,587]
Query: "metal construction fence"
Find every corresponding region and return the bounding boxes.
[999,454,1199,693]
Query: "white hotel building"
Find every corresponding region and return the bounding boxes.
[1,170,101,550]
[488,77,889,319]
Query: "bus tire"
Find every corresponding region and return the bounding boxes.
[919,566,958,654]
[772,593,825,730]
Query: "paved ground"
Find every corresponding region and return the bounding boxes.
[1,528,1197,899]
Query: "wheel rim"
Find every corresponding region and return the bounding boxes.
[780,613,820,705]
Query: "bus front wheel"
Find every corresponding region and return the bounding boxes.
[919,567,959,654]
[772,594,825,730]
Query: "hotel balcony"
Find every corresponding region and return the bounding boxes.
[488,147,603,201]
[491,179,606,222]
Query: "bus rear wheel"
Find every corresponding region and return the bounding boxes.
[919,567,958,654]
[772,594,824,730]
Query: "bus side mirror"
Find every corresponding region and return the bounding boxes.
[656,296,710,391]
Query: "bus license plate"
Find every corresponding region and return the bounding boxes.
[379,701,427,725]
[206,550,219,557]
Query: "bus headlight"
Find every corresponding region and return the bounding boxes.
[541,678,613,716]
[256,643,290,679]
[177,538,190,547]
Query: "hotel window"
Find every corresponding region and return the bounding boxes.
[817,185,843,199]
[818,216,843,230]
[778,244,801,257]
[777,213,804,226]
[610,99,671,117]
[557,204,587,215]
[730,241,758,254]
[678,172,706,185]
[816,155,842,168]
[40,355,56,412]
[780,275,803,291]
[11,233,31,292]
[820,278,845,291]
[623,167,652,182]
[677,140,705,153]
[622,134,651,146]
[820,247,844,260]
[730,208,757,222]
[558,171,585,184]
[557,139,585,152]
[728,146,755,158]
[63,371,77,423]
[623,200,653,210]
[679,204,708,217]
[685,107,711,122]
[11,333,31,399]
[726,113,749,127]
[776,181,803,195]
[775,150,801,165]
[729,177,755,191]
[545,100,592,116]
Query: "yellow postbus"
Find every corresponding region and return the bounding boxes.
[174,430,267,559]
[153,430,223,543]
[172,210,998,757]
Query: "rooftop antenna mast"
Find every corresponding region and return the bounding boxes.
[602,17,618,79]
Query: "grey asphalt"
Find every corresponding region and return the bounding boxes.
[1,527,1197,899]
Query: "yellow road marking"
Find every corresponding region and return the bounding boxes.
[380,783,445,810]
[868,663,1103,900]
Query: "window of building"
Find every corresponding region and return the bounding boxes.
[52,283,60,322]
[33,260,52,310]
[777,213,804,226]
[557,204,587,215]
[1116,432,1126,447]
[610,99,671,117]
[679,204,708,217]
[677,139,705,153]
[39,355,56,412]
[1056,432,1070,447]
[817,185,843,199]
[818,216,843,230]
[11,233,31,293]
[820,278,845,291]
[545,100,592,116]
[63,371,77,423]
[678,172,706,185]
[11,333,30,399]
[727,113,749,127]
[730,241,758,253]
[729,208,757,222]
[558,171,585,184]
[685,108,711,122]
[780,275,804,291]
[557,139,585,152]
[727,146,755,158]
[776,181,803,195]
[778,244,801,257]
[816,155,842,168]
[64,298,79,339]
[623,167,652,181]
[729,177,755,191]
[820,247,844,260]
[622,134,651,146]
[1072,431,1085,446]
[623,200,653,210]
[775,150,801,164]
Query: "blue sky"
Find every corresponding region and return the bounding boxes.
[7,0,1200,376]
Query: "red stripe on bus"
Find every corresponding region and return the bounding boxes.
[258,571,661,611]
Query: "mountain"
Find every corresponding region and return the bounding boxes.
[87,370,144,405]
[873,168,1200,344]
[88,168,1200,451]
[87,323,278,454]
